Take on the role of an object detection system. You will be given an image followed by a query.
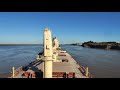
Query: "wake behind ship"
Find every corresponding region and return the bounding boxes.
[8,28,92,78]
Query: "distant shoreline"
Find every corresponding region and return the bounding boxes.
[69,41,120,50]
[0,44,42,46]
[0,44,67,46]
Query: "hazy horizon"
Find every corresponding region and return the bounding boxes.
[0,12,120,44]
[0,40,119,45]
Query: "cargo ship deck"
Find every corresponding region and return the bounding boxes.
[8,28,92,78]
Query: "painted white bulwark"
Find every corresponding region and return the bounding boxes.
[43,28,53,78]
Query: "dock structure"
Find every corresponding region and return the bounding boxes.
[10,28,91,78]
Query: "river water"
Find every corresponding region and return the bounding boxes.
[0,45,120,78]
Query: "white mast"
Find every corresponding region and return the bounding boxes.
[43,28,53,78]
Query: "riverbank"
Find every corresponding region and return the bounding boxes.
[69,41,120,50]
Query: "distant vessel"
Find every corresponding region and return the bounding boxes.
[8,28,92,78]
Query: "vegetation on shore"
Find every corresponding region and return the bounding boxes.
[69,41,120,50]
[82,41,120,50]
